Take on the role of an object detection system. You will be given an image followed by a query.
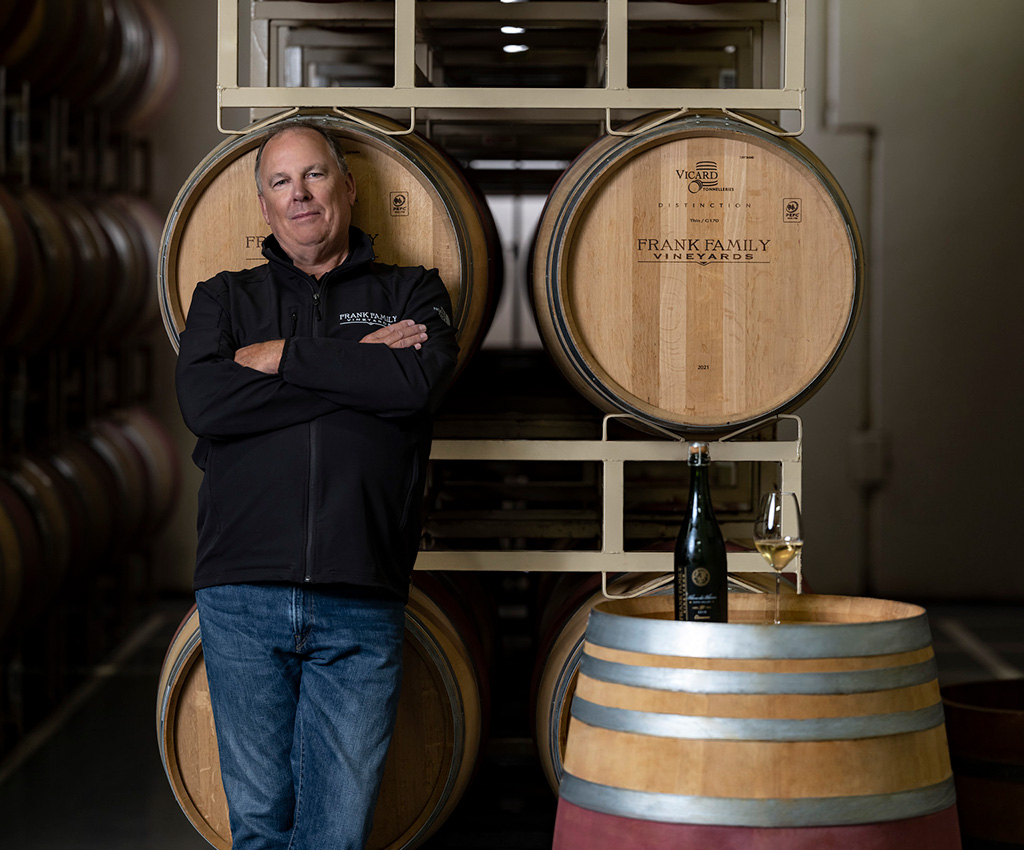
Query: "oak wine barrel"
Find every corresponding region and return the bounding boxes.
[531,112,863,435]
[159,111,502,377]
[0,183,45,350]
[118,0,180,132]
[111,194,166,337]
[0,183,22,331]
[91,196,152,340]
[0,480,31,640]
[50,0,119,104]
[17,186,77,349]
[554,593,960,849]
[48,435,118,564]
[3,457,74,617]
[91,0,152,123]
[943,678,1024,848]
[157,576,488,850]
[19,453,90,585]
[111,406,181,537]
[56,195,120,346]
[0,0,76,94]
[88,418,151,544]
[531,572,672,792]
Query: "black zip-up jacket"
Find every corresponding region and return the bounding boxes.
[175,227,458,599]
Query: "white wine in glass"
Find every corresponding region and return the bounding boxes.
[753,491,803,624]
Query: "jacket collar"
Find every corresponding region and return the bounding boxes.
[261,226,376,281]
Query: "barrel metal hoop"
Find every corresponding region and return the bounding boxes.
[580,653,940,695]
[156,613,203,760]
[155,613,209,829]
[547,633,587,786]
[585,606,934,659]
[570,696,947,741]
[558,773,958,828]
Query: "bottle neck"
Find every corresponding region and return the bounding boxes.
[688,463,711,518]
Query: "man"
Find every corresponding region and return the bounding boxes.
[175,119,459,850]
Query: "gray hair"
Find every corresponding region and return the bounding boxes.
[254,119,350,195]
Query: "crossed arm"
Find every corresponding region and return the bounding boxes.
[234,320,429,374]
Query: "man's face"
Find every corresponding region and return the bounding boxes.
[256,127,357,261]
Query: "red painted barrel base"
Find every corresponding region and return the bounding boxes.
[552,800,962,850]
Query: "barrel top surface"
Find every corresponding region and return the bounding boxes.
[533,114,862,433]
[587,594,933,659]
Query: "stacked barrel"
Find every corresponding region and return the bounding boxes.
[0,0,181,758]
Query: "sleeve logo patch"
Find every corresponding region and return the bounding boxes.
[433,306,452,327]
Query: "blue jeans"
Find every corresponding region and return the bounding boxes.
[195,583,406,850]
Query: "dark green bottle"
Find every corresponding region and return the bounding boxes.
[674,441,728,622]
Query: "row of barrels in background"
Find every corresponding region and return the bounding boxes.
[0,182,179,752]
[1,0,179,345]
[0,0,179,134]
[0,405,180,753]
[0,404,182,637]
[0,183,165,350]
[1,0,182,758]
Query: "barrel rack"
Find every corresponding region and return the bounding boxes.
[219,0,805,130]
[420,415,804,591]
[212,0,808,588]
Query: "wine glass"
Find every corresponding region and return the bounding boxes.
[753,491,803,624]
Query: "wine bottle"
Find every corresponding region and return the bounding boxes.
[674,441,728,622]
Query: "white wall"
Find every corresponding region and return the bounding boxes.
[479,194,544,350]
[797,0,1024,597]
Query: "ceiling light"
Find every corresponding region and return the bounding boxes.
[503,44,529,54]
[501,26,526,35]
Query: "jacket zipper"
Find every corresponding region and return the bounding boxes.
[304,420,318,582]
[303,279,322,582]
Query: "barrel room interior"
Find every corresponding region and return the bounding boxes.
[1,1,1023,849]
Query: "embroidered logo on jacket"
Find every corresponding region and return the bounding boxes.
[433,306,452,327]
[339,311,398,328]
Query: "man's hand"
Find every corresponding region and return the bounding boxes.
[360,319,428,350]
[234,339,285,374]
